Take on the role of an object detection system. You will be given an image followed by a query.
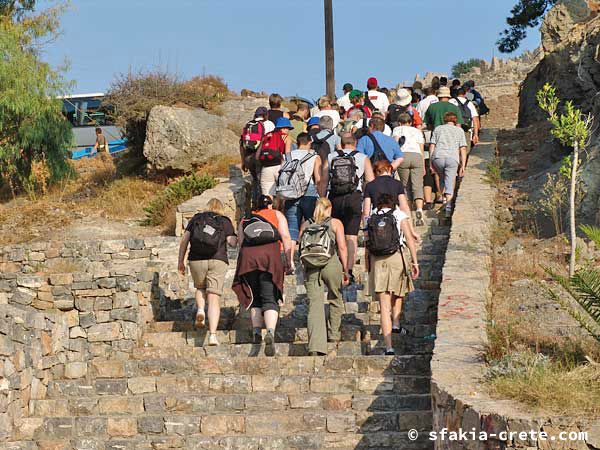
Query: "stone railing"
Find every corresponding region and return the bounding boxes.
[430,131,599,449]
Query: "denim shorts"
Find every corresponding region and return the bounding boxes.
[284,196,318,241]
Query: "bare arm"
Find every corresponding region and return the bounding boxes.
[275,210,294,271]
[398,194,420,242]
[362,196,372,224]
[472,117,480,144]
[320,158,330,198]
[400,218,419,280]
[391,157,404,170]
[237,222,244,251]
[363,158,375,184]
[313,155,323,197]
[178,231,191,274]
[227,236,238,247]
[332,219,348,274]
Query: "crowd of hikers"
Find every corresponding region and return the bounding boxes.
[178,76,487,356]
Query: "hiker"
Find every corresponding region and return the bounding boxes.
[240,107,274,208]
[424,86,464,130]
[362,159,420,243]
[323,132,374,283]
[430,112,468,218]
[450,87,481,149]
[232,195,294,357]
[93,128,109,154]
[387,88,423,129]
[178,198,238,346]
[298,198,349,356]
[337,83,354,114]
[450,79,461,98]
[353,111,393,137]
[393,113,426,225]
[314,96,341,128]
[365,193,419,355]
[365,77,389,115]
[277,132,323,246]
[356,117,404,169]
[416,87,439,120]
[464,81,490,116]
[267,93,290,124]
[412,81,424,101]
[289,103,310,143]
[313,116,341,161]
[430,76,440,91]
[258,117,293,197]
[439,76,448,87]
[345,90,372,120]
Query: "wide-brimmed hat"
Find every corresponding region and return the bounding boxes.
[395,89,412,107]
[437,87,451,98]
[275,117,294,130]
[307,117,320,128]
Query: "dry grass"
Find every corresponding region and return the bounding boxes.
[197,155,240,178]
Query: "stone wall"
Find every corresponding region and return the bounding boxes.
[430,130,599,449]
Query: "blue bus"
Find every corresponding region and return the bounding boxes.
[60,93,127,160]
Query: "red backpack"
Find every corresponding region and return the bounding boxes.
[258,131,284,167]
[241,119,265,154]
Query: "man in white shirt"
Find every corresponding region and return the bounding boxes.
[416,87,439,120]
[449,87,480,147]
[366,77,389,115]
[314,96,341,128]
[337,83,353,113]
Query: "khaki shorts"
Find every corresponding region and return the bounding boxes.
[369,250,414,298]
[188,259,228,296]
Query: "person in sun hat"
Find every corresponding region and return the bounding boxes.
[386,88,423,129]
[365,77,389,115]
[423,86,464,130]
[337,82,354,113]
[258,117,294,198]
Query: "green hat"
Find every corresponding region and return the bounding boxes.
[349,89,363,100]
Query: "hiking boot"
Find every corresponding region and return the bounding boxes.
[264,330,275,357]
[207,333,219,346]
[415,210,424,227]
[195,310,205,329]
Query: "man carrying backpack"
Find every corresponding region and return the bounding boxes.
[312,115,340,161]
[289,103,310,144]
[323,132,374,283]
[450,87,480,150]
[365,77,389,115]
[178,198,238,346]
[356,118,404,169]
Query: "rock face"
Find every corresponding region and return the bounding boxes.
[519,0,600,224]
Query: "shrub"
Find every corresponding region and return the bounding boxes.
[451,58,485,78]
[142,173,217,226]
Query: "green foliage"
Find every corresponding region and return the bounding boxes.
[581,225,600,248]
[0,0,35,20]
[537,173,568,235]
[497,0,556,53]
[485,157,503,185]
[451,58,485,78]
[0,11,74,195]
[142,173,217,226]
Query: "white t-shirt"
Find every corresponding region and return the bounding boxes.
[257,118,275,134]
[290,149,318,193]
[354,119,392,136]
[366,90,390,114]
[449,97,479,118]
[314,109,341,128]
[370,207,409,237]
[416,95,438,119]
[392,126,425,154]
[337,93,352,112]
[328,149,368,191]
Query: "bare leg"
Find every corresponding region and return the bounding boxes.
[378,292,393,350]
[391,295,403,329]
[206,293,221,334]
[424,186,433,204]
[195,288,206,327]
[346,235,358,273]
[415,198,424,210]
[264,310,279,331]
[434,174,443,202]
[250,308,265,329]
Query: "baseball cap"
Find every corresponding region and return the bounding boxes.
[367,77,378,89]
[343,83,353,91]
[254,106,268,118]
[349,89,363,100]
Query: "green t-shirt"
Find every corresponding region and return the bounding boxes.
[289,116,306,143]
[424,101,464,129]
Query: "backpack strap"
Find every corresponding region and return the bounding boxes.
[298,152,316,165]
[335,149,345,158]
[348,150,359,158]
[366,133,385,156]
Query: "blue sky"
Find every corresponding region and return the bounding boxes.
[41,0,541,99]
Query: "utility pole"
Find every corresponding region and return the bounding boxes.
[324,0,335,99]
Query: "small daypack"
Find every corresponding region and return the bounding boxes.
[366,134,388,165]
[190,213,223,258]
[455,99,473,132]
[258,132,283,167]
[311,131,334,161]
[353,107,371,140]
[387,104,414,129]
[330,150,359,196]
[366,209,402,256]
[299,218,335,269]
[275,152,316,200]
[242,214,281,246]
[241,119,265,154]
[364,91,378,112]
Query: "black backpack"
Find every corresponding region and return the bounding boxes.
[366,134,388,165]
[386,104,414,129]
[330,150,359,196]
[455,99,473,132]
[364,91,378,112]
[190,213,223,258]
[311,131,334,162]
[367,209,401,256]
[242,214,281,246]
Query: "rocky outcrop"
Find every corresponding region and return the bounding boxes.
[143,97,268,173]
[519,0,600,224]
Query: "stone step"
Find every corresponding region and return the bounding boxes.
[18,430,434,450]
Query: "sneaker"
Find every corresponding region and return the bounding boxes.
[444,204,452,219]
[207,333,219,346]
[253,329,262,344]
[264,330,275,357]
[194,310,205,329]
[415,210,424,227]
[392,327,408,336]
[385,349,395,356]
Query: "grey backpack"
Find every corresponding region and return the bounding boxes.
[276,152,316,200]
[299,218,335,269]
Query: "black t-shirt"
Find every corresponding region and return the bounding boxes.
[363,175,405,209]
[185,213,236,264]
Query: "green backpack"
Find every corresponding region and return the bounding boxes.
[299,218,335,269]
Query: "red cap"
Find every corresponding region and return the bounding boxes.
[367,77,378,89]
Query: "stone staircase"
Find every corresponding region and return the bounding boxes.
[18,209,449,450]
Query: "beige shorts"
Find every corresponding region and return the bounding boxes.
[369,250,414,298]
[260,164,281,197]
[188,259,228,296]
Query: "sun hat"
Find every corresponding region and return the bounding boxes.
[367,77,378,89]
[275,117,294,129]
[349,89,363,101]
[254,106,268,118]
[395,89,412,107]
[437,86,452,98]
[307,117,320,128]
